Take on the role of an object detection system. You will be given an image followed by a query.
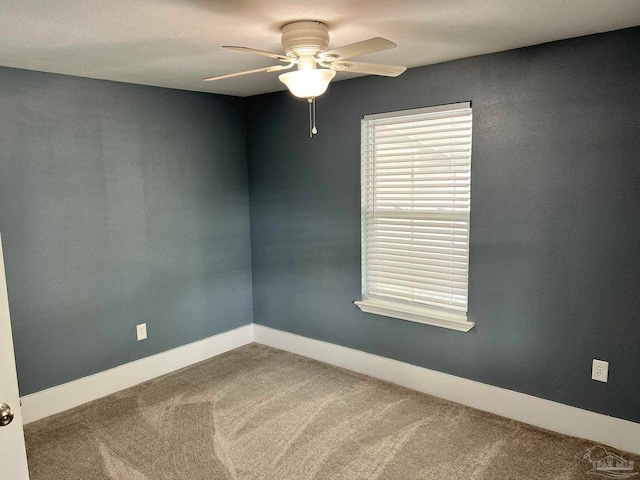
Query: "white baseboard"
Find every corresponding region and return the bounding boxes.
[21,322,640,455]
[21,324,254,424]
[253,324,640,455]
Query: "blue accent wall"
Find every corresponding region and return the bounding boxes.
[2,26,639,424]
[0,68,253,395]
[245,27,640,423]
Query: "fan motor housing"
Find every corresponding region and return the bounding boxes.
[281,21,329,57]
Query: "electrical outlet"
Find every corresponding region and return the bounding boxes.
[136,323,147,341]
[592,359,608,383]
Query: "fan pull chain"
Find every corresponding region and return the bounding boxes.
[308,98,318,137]
[312,98,317,135]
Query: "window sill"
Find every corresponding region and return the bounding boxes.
[354,299,475,332]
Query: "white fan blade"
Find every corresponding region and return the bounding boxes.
[319,37,396,61]
[223,46,292,63]
[329,61,406,77]
[203,63,292,82]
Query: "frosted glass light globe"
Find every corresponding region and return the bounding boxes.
[279,69,336,99]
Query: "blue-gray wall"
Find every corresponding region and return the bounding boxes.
[0,68,253,395]
[246,27,640,423]
[2,26,639,422]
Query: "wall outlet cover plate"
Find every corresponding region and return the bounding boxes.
[136,323,147,341]
[592,359,608,383]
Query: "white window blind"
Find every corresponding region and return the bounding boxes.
[355,102,474,332]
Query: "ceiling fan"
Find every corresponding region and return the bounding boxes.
[204,21,407,136]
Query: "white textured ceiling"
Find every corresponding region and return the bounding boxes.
[0,0,639,97]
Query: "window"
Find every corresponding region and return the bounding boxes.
[355,102,474,332]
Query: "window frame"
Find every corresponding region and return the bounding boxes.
[355,102,474,332]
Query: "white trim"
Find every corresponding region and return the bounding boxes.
[253,324,640,455]
[355,299,475,332]
[363,101,471,120]
[21,322,640,455]
[0,233,30,479]
[21,324,254,424]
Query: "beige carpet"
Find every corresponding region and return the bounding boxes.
[24,343,638,479]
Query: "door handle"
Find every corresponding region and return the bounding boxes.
[0,403,14,426]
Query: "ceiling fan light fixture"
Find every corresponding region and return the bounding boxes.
[279,68,336,99]
[206,21,406,136]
